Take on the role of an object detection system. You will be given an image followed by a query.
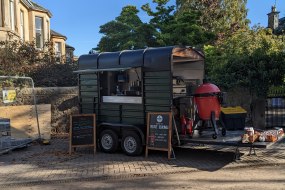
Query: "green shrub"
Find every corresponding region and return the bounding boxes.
[0,40,77,87]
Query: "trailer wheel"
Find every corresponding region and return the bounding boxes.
[121,131,142,156]
[100,130,118,153]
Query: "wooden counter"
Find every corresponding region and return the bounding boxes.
[102,96,142,104]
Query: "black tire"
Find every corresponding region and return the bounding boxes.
[99,129,118,153]
[212,134,217,139]
[121,131,142,156]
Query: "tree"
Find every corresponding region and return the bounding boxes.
[0,39,77,87]
[167,10,215,46]
[205,27,285,94]
[204,27,285,128]
[97,6,157,52]
[141,0,175,46]
[142,0,214,47]
[176,0,249,38]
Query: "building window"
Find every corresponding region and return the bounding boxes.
[20,10,24,40]
[35,17,43,48]
[55,42,62,61]
[66,51,72,63]
[9,0,15,31]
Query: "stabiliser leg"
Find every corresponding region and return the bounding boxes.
[210,111,219,139]
[248,145,257,156]
[234,146,241,161]
[219,118,227,136]
[199,121,206,135]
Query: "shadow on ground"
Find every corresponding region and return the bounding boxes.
[0,136,235,172]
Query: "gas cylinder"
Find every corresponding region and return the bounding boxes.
[186,118,193,135]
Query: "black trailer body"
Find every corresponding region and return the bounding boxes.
[76,46,205,155]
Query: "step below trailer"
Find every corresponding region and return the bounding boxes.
[176,130,285,160]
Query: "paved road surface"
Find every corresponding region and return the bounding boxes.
[0,135,284,189]
[3,165,285,190]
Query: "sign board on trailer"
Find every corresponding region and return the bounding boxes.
[145,112,172,159]
[69,114,96,154]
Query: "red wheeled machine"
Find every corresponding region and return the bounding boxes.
[192,83,226,139]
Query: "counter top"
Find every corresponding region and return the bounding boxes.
[102,96,142,104]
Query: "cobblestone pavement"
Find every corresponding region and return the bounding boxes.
[0,135,284,188]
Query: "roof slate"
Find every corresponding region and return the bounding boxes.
[66,44,75,50]
[51,30,67,39]
[21,0,52,17]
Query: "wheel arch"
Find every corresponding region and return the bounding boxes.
[97,123,121,136]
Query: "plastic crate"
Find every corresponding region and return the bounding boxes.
[221,106,247,130]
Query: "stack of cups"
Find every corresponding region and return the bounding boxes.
[244,127,254,143]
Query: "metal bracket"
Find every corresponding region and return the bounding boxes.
[234,146,241,161]
[170,148,176,160]
[248,145,257,156]
[172,114,181,146]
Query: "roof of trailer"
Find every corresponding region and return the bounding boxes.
[76,46,204,73]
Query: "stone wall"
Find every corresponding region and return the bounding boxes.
[0,87,79,133]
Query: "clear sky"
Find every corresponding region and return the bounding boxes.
[33,0,285,57]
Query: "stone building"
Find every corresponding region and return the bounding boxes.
[65,44,75,63]
[267,5,285,35]
[0,0,75,63]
